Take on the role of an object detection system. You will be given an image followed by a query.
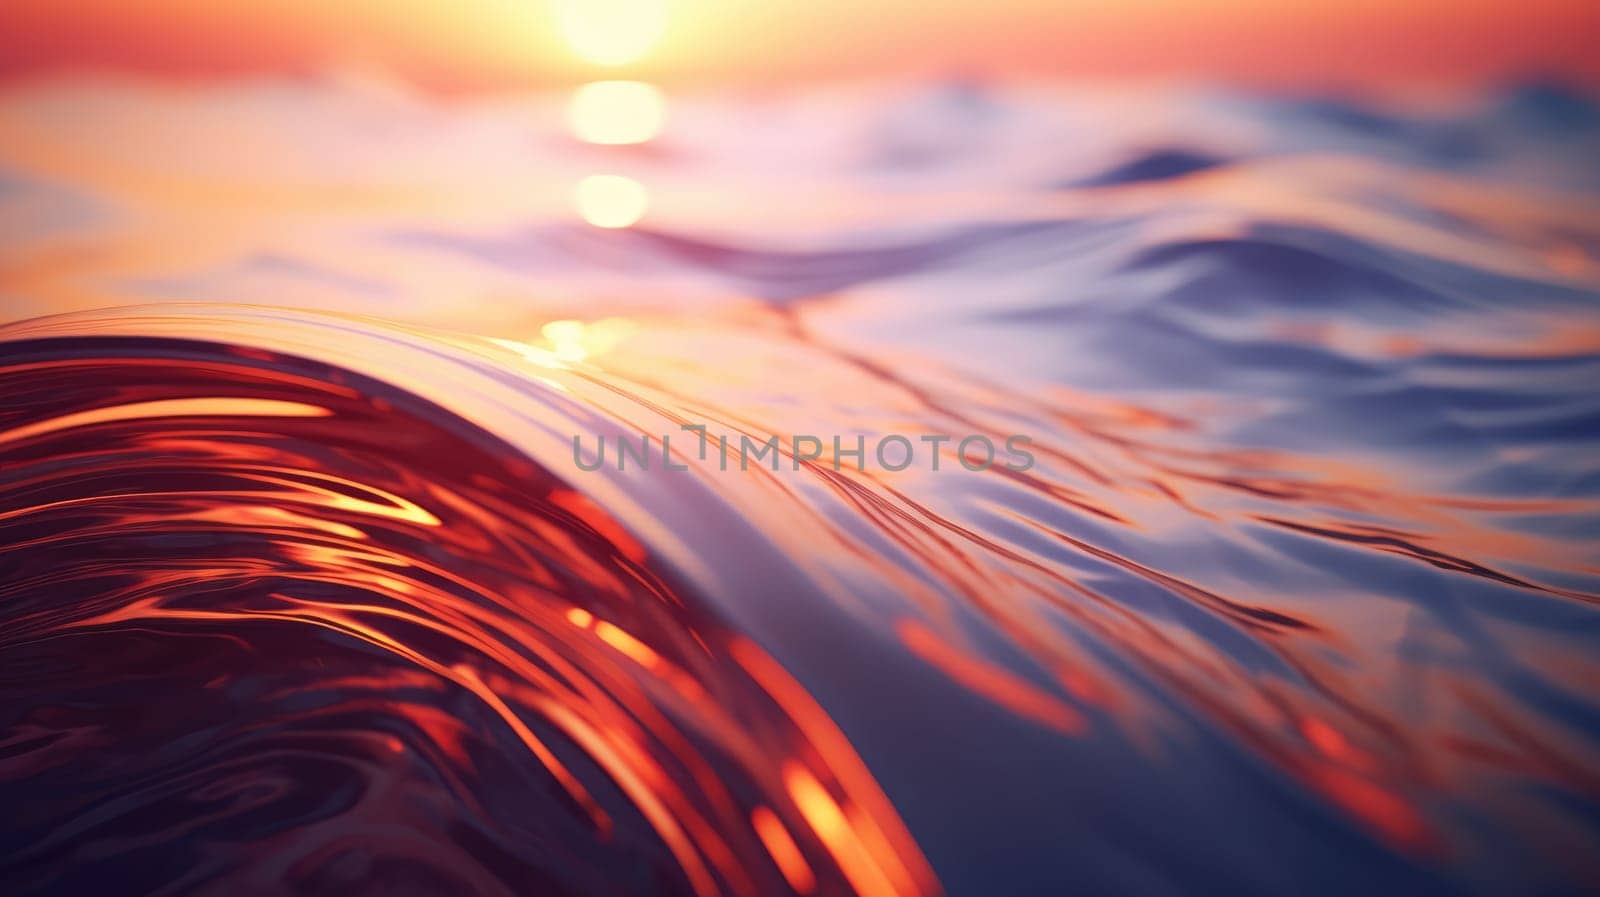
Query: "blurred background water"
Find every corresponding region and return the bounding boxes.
[2,2,1600,895]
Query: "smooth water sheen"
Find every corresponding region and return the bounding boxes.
[1,79,1599,896]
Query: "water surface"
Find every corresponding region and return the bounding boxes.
[2,79,1600,896]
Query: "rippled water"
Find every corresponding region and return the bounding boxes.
[2,79,1600,896]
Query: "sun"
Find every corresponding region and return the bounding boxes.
[554,0,669,66]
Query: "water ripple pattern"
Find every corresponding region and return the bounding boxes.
[1,80,1599,896]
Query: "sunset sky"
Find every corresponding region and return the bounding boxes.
[2,0,1597,91]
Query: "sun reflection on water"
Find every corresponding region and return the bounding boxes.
[558,0,667,230]
[574,173,649,228]
[568,80,667,145]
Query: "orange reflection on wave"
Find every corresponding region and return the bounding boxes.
[732,640,938,897]
[595,620,663,668]
[547,487,650,563]
[1300,715,1376,773]
[1304,763,1432,854]
[241,470,444,527]
[172,504,367,540]
[0,345,953,897]
[785,763,903,897]
[449,661,617,833]
[752,806,817,894]
[897,620,1085,735]
[0,397,329,447]
[566,605,663,669]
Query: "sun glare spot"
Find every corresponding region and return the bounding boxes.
[555,0,668,66]
[569,80,666,145]
[541,319,590,361]
[574,174,648,228]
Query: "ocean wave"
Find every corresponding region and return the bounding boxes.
[2,79,1600,896]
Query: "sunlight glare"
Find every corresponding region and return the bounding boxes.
[568,80,666,145]
[555,0,668,66]
[574,175,648,228]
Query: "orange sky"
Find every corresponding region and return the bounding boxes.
[2,0,1597,91]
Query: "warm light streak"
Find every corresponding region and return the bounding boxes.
[785,764,901,897]
[595,620,662,668]
[732,640,938,897]
[752,806,817,894]
[0,397,329,448]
